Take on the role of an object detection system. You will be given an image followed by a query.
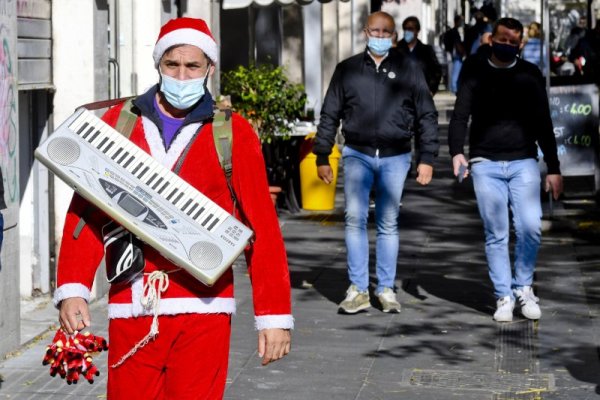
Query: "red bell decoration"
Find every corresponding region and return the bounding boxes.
[42,329,108,384]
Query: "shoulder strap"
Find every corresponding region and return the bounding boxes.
[211,108,247,221]
[114,98,138,139]
[212,108,233,183]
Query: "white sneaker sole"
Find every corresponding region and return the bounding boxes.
[338,303,371,314]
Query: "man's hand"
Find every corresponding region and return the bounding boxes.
[545,174,563,200]
[258,328,291,366]
[59,297,91,334]
[317,165,334,184]
[452,154,469,180]
[416,163,433,185]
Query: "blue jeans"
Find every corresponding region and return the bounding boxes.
[342,146,411,294]
[470,159,542,299]
[450,57,462,94]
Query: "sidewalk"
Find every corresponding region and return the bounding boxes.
[2,93,600,399]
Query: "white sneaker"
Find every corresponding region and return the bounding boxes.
[493,296,515,322]
[338,285,370,314]
[513,286,541,320]
[377,288,401,313]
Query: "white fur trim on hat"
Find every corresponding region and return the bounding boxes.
[153,28,218,67]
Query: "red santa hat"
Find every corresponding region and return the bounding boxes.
[152,17,218,67]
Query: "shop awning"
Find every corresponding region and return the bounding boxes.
[222,0,348,10]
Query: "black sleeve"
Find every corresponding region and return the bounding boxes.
[448,57,476,156]
[409,58,439,165]
[0,167,5,210]
[314,64,344,166]
[425,45,443,95]
[530,68,561,174]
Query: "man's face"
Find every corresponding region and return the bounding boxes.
[402,21,419,39]
[159,44,214,80]
[365,14,395,39]
[491,25,522,48]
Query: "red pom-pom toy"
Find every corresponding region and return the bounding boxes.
[42,329,108,384]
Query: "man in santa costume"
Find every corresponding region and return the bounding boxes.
[55,17,293,399]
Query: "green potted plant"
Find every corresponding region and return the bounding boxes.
[220,64,307,207]
[220,63,307,142]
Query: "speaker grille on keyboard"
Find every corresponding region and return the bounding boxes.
[47,137,81,166]
[189,241,223,271]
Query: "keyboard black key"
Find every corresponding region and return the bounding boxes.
[131,162,142,175]
[173,192,184,204]
[88,129,100,143]
[117,151,130,164]
[182,198,193,211]
[112,147,123,160]
[157,181,170,194]
[207,217,220,231]
[97,137,109,150]
[137,166,149,178]
[186,203,199,216]
[76,122,89,135]
[202,213,213,227]
[103,141,115,154]
[193,206,205,220]
[147,172,158,185]
[123,155,135,169]
[166,187,179,201]
[152,177,164,190]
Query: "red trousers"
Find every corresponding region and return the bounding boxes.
[107,313,231,400]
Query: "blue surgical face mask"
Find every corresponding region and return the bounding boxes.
[403,31,415,43]
[159,69,209,110]
[367,37,393,56]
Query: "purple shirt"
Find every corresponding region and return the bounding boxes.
[154,97,185,149]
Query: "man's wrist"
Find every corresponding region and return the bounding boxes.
[316,154,330,166]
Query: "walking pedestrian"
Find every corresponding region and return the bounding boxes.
[314,11,439,314]
[0,167,5,271]
[396,16,443,95]
[54,17,293,399]
[449,17,563,322]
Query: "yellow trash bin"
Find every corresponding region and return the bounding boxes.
[299,133,341,211]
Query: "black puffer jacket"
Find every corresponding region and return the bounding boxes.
[314,49,439,166]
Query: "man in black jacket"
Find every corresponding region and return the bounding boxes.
[314,11,439,315]
[449,17,563,323]
[396,16,443,95]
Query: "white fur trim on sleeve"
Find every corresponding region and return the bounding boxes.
[53,283,91,307]
[254,314,294,331]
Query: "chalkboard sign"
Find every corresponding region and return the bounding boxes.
[548,84,599,176]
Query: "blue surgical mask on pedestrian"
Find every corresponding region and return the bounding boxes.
[403,31,415,43]
[368,37,393,56]
[160,69,209,110]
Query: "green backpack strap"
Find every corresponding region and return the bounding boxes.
[212,108,233,184]
[211,108,248,220]
[74,98,138,239]
[114,98,138,139]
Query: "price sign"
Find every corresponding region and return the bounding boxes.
[548,84,599,176]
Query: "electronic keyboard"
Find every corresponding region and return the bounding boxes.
[35,107,253,286]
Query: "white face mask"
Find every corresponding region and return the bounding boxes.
[159,69,209,110]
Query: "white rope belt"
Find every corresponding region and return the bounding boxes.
[111,270,169,368]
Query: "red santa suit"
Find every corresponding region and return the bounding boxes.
[53,19,293,399]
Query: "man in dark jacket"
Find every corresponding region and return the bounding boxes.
[449,17,563,323]
[396,16,443,95]
[314,11,439,315]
